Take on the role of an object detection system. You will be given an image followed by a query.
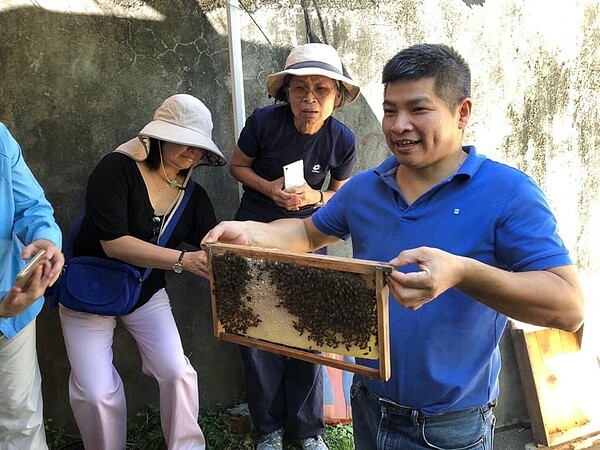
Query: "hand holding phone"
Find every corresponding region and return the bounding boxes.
[283,159,305,189]
[15,250,47,288]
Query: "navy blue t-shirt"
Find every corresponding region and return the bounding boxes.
[236,104,356,220]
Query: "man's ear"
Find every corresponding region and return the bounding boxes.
[457,97,472,130]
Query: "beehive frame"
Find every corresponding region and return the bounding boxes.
[204,243,392,381]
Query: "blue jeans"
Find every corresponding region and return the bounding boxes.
[351,377,496,450]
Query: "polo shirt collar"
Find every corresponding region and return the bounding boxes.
[374,145,486,180]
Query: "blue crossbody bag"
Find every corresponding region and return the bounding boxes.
[54,182,193,316]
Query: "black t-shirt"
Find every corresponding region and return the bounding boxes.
[74,152,217,308]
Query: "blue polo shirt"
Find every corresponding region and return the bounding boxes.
[311,146,571,414]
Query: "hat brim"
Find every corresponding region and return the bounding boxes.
[139,120,226,166]
[266,68,360,107]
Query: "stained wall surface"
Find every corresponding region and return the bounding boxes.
[0,0,598,431]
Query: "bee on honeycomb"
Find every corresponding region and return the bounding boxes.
[212,251,379,357]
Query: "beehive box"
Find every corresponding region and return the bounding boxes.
[204,243,392,380]
[511,323,600,447]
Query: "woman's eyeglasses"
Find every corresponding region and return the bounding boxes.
[287,85,336,100]
[150,215,162,244]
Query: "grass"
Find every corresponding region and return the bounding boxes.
[45,404,354,450]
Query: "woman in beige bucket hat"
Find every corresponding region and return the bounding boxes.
[265,43,360,108]
[229,43,360,450]
[59,94,225,450]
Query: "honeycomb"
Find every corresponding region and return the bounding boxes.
[211,250,381,359]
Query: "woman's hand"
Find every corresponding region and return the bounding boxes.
[264,177,302,210]
[274,180,322,211]
[286,183,324,210]
[182,250,211,279]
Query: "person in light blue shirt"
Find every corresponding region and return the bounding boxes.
[0,122,64,450]
[202,44,584,450]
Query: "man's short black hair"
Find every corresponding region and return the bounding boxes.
[382,43,471,110]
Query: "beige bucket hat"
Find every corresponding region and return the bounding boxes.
[114,94,227,167]
[265,43,360,107]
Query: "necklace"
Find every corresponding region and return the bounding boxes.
[161,163,183,189]
[149,170,170,195]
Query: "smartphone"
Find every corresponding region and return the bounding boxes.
[15,250,47,288]
[283,159,305,189]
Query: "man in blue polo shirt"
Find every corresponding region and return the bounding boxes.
[202,43,584,449]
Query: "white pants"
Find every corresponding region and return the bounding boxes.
[0,320,48,450]
[59,289,205,450]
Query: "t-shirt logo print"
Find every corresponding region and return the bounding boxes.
[311,164,321,174]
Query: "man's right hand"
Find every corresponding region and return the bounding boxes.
[202,221,252,247]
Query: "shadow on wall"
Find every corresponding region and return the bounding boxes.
[0,0,243,429]
[0,0,386,430]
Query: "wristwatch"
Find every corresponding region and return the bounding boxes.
[313,191,324,209]
[173,250,186,274]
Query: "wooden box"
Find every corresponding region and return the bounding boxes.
[511,323,600,447]
[204,243,392,381]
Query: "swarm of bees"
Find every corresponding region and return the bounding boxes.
[211,251,378,356]
[211,251,261,334]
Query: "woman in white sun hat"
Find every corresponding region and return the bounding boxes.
[229,43,360,450]
[59,94,226,450]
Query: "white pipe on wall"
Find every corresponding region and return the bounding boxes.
[226,0,246,200]
[227,0,246,139]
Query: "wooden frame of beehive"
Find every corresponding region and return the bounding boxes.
[204,243,392,381]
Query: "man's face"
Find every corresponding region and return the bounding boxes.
[381,77,469,170]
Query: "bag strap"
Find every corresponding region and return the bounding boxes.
[64,212,85,263]
[51,181,194,308]
[48,212,84,308]
[141,181,193,280]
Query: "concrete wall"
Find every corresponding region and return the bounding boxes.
[0,0,598,431]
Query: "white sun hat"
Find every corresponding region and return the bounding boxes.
[115,94,226,167]
[265,43,360,107]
